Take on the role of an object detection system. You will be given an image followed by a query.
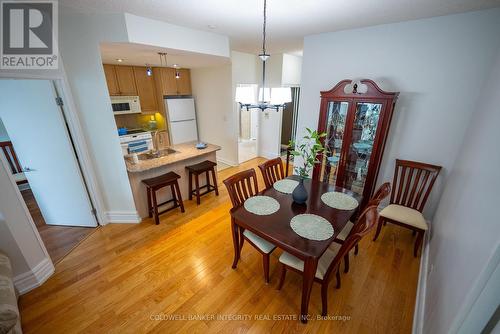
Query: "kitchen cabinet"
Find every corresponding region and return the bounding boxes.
[155,67,192,96]
[133,66,158,113]
[103,64,119,95]
[114,66,137,96]
[176,69,192,95]
[313,79,398,208]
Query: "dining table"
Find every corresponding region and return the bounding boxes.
[229,175,362,323]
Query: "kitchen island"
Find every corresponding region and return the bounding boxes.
[126,141,221,219]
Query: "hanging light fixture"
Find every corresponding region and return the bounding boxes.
[146,64,153,76]
[235,0,291,111]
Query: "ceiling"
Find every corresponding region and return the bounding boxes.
[64,0,500,54]
[100,43,230,68]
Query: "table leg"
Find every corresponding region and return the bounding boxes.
[231,217,240,269]
[301,257,318,323]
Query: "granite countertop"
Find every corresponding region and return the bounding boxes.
[125,141,221,173]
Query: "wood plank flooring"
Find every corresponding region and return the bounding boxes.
[19,157,420,333]
[21,188,96,263]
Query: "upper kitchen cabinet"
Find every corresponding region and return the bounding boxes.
[155,67,192,96]
[133,66,158,113]
[176,69,192,95]
[114,66,138,96]
[103,64,119,95]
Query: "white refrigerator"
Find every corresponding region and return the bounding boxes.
[165,97,199,144]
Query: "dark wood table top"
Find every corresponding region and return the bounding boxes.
[231,176,362,260]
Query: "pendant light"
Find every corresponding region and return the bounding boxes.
[158,52,179,80]
[235,0,291,111]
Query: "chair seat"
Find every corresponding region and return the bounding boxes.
[380,204,428,230]
[336,220,354,241]
[279,242,341,280]
[243,230,275,254]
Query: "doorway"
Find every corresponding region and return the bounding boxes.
[238,84,259,163]
[0,79,97,263]
[280,87,300,157]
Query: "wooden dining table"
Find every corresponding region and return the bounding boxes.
[230,176,361,323]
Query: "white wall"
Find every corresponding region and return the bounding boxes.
[422,46,500,334]
[191,64,237,165]
[59,6,139,222]
[0,118,9,141]
[282,53,302,87]
[125,14,230,58]
[298,8,500,217]
[0,154,53,293]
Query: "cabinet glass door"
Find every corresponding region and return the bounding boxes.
[342,102,382,194]
[320,101,349,184]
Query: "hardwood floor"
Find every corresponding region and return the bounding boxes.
[21,188,96,263]
[19,157,420,333]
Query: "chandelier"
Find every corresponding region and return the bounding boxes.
[235,0,291,111]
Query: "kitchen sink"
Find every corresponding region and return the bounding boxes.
[137,148,177,160]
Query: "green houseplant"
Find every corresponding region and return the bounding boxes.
[289,128,327,204]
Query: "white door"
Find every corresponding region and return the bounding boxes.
[0,80,96,227]
[170,120,198,144]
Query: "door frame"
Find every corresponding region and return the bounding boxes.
[0,71,106,227]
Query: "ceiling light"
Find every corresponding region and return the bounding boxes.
[116,58,123,62]
[235,0,291,112]
[146,65,152,77]
[172,64,179,68]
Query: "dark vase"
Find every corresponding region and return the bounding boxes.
[292,177,308,205]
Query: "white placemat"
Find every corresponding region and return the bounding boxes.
[290,214,334,241]
[244,196,280,215]
[321,191,358,210]
[273,179,299,194]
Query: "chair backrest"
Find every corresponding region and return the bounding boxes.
[223,168,259,209]
[323,206,379,282]
[367,182,391,207]
[0,141,22,175]
[390,159,442,212]
[258,157,285,189]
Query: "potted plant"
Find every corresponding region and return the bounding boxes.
[289,128,327,204]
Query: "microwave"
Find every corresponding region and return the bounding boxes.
[110,96,141,115]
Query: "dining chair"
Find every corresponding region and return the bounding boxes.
[373,159,442,257]
[258,157,285,190]
[223,168,277,283]
[277,206,379,316]
[334,182,391,273]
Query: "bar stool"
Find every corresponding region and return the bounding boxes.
[142,172,184,225]
[186,160,219,205]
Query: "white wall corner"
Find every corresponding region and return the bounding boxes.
[105,211,141,224]
[217,157,238,167]
[260,150,281,160]
[13,257,54,295]
[412,220,431,334]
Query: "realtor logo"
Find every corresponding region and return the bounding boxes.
[1,0,58,69]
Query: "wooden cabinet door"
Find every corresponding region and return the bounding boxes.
[159,67,178,96]
[103,64,119,95]
[114,66,137,95]
[133,67,158,113]
[176,69,192,95]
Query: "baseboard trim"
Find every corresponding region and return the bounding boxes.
[105,211,141,224]
[14,257,54,295]
[217,157,238,167]
[259,150,280,159]
[412,221,431,334]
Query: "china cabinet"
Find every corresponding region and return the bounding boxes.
[312,79,399,207]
